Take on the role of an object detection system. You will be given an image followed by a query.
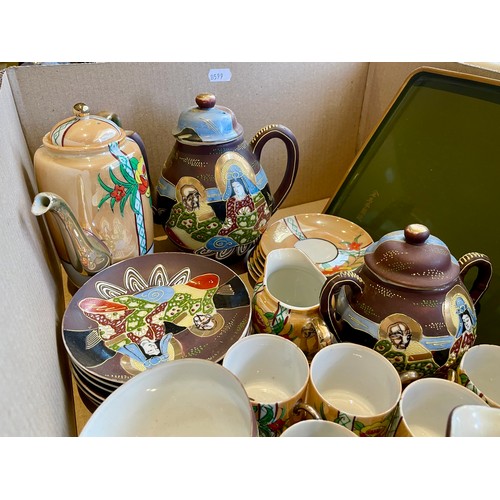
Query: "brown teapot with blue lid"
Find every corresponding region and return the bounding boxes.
[319,223,492,383]
[155,93,299,262]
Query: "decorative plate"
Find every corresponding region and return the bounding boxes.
[259,213,372,276]
[63,252,251,384]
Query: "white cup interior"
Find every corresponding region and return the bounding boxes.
[80,359,256,437]
[281,419,357,437]
[461,344,500,406]
[264,248,326,309]
[310,342,401,417]
[448,404,500,437]
[222,333,309,404]
[400,378,489,437]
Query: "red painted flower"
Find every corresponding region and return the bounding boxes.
[111,185,126,201]
[268,418,286,433]
[348,241,362,250]
[138,176,149,195]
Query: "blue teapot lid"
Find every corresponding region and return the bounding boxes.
[172,93,244,145]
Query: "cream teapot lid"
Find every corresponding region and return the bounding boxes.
[45,103,125,149]
[363,223,460,289]
[173,93,244,145]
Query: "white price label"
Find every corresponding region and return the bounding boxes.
[208,68,232,82]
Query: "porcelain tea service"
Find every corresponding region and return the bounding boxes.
[155,93,299,263]
[31,103,155,288]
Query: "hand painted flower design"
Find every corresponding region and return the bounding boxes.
[98,143,152,217]
[342,234,363,251]
[111,185,126,202]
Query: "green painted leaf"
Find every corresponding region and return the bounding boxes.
[120,163,136,185]
[98,194,111,209]
[97,174,113,193]
[109,167,126,187]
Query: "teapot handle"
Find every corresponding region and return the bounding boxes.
[319,271,365,343]
[458,252,492,305]
[250,124,299,213]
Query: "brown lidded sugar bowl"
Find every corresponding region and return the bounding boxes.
[155,93,299,263]
[319,223,492,384]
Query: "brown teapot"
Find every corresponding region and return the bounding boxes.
[155,93,299,262]
[319,223,492,383]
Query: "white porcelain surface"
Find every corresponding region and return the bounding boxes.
[222,333,309,405]
[398,378,488,437]
[447,404,500,437]
[310,343,402,417]
[80,358,257,437]
[281,419,358,437]
[460,344,500,407]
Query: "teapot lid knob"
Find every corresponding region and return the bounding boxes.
[195,93,216,109]
[73,102,90,117]
[404,223,430,245]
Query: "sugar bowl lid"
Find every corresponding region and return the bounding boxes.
[45,103,125,149]
[363,223,460,289]
[172,93,244,144]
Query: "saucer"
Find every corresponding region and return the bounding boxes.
[63,252,252,385]
[260,213,372,275]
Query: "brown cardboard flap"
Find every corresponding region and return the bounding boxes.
[0,73,75,436]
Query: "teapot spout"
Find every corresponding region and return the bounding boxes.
[31,192,112,277]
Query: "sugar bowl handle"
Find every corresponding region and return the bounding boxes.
[458,252,492,305]
[250,124,299,213]
[319,271,365,344]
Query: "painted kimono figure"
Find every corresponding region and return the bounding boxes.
[448,296,477,362]
[77,273,221,369]
[219,164,270,237]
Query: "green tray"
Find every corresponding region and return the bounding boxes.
[324,67,500,346]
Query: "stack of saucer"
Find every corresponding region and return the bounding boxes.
[247,213,373,284]
[62,252,252,409]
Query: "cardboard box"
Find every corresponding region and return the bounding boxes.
[2,61,500,436]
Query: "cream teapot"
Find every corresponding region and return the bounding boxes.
[31,103,155,288]
[319,223,492,383]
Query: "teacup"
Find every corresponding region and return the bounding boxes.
[222,333,314,437]
[80,358,258,437]
[281,419,358,437]
[446,404,500,437]
[454,344,500,407]
[307,342,402,437]
[393,377,488,437]
[251,248,333,361]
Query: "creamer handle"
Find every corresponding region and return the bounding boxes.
[319,271,365,344]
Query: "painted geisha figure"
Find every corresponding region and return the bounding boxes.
[204,158,271,251]
[447,295,477,363]
[165,177,222,251]
[373,314,439,380]
[77,273,222,371]
[165,152,272,255]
